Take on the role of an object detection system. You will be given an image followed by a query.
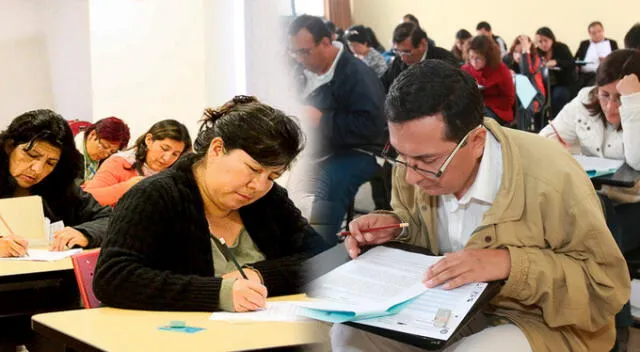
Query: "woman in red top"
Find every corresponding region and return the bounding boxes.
[462,35,516,125]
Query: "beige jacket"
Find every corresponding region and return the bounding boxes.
[390,118,630,351]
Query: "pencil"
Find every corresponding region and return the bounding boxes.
[0,214,28,257]
[210,234,248,280]
[548,122,568,147]
[339,222,409,237]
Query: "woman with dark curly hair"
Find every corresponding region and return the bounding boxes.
[0,109,111,257]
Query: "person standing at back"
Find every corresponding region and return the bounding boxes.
[288,15,385,246]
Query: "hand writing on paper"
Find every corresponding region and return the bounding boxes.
[303,106,323,127]
[343,213,404,259]
[0,235,28,257]
[50,227,88,251]
[232,279,268,312]
[617,74,640,96]
[423,248,511,290]
[223,268,262,284]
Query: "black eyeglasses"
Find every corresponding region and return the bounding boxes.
[381,125,482,179]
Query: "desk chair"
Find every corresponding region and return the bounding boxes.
[71,249,102,309]
[67,120,92,137]
[538,66,553,131]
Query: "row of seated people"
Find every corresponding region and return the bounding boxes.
[0,98,331,323]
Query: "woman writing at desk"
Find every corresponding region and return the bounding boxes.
[0,109,111,257]
[540,49,640,343]
[83,119,191,206]
[94,96,328,312]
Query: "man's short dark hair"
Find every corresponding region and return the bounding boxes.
[385,60,484,142]
[392,22,427,48]
[588,21,603,31]
[288,14,331,43]
[476,21,492,32]
[625,23,640,49]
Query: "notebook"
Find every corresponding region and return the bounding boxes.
[0,195,47,246]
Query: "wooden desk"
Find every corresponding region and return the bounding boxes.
[0,254,78,346]
[592,163,640,188]
[0,257,72,277]
[32,296,326,352]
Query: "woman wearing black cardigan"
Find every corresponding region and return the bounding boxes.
[0,109,110,257]
[94,96,329,312]
[535,27,578,117]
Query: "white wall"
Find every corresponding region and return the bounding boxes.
[89,0,207,142]
[0,0,54,129]
[38,0,92,121]
[352,0,640,54]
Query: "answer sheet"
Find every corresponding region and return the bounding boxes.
[0,248,81,261]
[357,281,488,341]
[209,301,308,322]
[573,155,623,173]
[302,247,439,314]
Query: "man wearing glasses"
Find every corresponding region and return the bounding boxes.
[373,22,458,213]
[332,60,630,351]
[287,15,385,246]
[380,22,458,93]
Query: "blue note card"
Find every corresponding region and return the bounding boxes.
[158,326,205,334]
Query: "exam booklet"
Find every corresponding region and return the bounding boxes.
[298,246,433,323]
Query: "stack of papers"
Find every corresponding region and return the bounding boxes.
[299,247,431,323]
[298,246,488,336]
[573,155,624,177]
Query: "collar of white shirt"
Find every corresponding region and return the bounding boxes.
[441,129,503,212]
[301,41,344,97]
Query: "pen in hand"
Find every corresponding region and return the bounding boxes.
[210,234,248,280]
[548,122,568,148]
[0,214,29,257]
[339,222,409,237]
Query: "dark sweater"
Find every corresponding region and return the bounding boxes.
[94,154,329,311]
[539,42,577,88]
[305,49,386,157]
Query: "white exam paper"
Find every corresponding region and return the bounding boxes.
[209,301,307,322]
[301,247,437,314]
[0,248,81,261]
[357,281,488,340]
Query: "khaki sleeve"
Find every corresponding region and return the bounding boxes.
[388,166,428,247]
[501,190,630,332]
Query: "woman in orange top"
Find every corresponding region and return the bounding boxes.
[84,119,192,206]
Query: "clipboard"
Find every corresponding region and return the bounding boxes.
[0,195,48,245]
[344,242,502,350]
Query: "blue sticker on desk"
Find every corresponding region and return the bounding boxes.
[158,326,205,334]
